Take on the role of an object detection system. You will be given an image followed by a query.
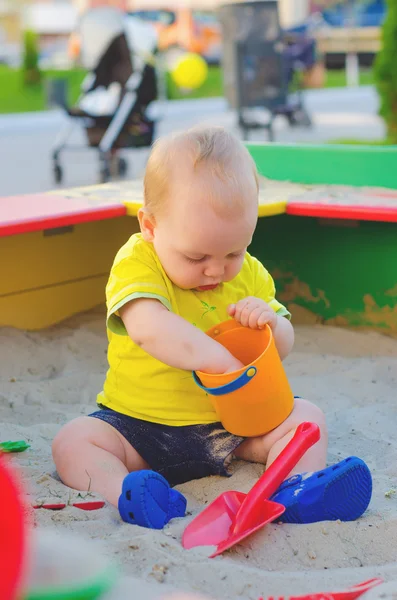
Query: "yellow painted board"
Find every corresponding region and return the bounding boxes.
[258,200,286,217]
[0,275,109,331]
[1,180,286,331]
[47,179,287,219]
[0,216,138,330]
[119,181,287,217]
[0,217,137,298]
[123,198,286,217]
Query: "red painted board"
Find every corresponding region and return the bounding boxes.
[287,202,397,222]
[0,193,127,237]
[286,189,397,223]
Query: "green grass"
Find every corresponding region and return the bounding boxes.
[0,65,86,114]
[325,68,374,88]
[167,66,375,99]
[166,65,223,100]
[0,65,375,114]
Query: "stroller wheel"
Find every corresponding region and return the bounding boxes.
[53,164,63,184]
[118,157,128,177]
[300,110,313,128]
[100,166,111,183]
[289,108,312,128]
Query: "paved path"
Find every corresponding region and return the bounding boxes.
[0,86,385,197]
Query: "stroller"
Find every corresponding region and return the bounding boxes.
[219,1,312,142]
[52,7,158,184]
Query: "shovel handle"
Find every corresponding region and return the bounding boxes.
[233,422,320,535]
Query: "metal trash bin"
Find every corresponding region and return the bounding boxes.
[218,1,311,141]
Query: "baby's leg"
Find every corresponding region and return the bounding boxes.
[235,399,372,525]
[52,417,149,507]
[234,398,327,474]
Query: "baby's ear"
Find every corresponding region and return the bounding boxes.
[138,208,155,242]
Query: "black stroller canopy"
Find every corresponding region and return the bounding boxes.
[51,6,158,184]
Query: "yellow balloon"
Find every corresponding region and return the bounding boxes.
[171,53,208,90]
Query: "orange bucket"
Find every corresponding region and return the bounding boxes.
[194,320,294,437]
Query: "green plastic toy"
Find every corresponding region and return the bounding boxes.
[0,441,30,453]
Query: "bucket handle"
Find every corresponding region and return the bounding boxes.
[193,367,257,396]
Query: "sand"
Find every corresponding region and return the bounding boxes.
[1,309,397,599]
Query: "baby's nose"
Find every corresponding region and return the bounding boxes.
[204,262,225,278]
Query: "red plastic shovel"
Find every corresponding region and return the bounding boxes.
[182,422,320,557]
[262,577,384,600]
[33,501,105,511]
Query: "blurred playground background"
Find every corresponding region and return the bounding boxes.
[0,0,391,109]
[1,4,396,599]
[0,0,396,195]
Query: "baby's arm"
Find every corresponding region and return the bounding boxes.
[120,298,243,374]
[272,314,294,360]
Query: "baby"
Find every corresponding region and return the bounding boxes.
[53,126,371,528]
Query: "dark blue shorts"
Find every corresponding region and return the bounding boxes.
[88,406,245,486]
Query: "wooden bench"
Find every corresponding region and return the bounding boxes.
[313,27,381,87]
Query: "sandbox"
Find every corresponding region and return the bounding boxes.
[0,144,396,598]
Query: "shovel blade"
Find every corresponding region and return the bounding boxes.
[211,499,285,557]
[182,490,247,549]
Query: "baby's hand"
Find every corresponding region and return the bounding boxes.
[222,356,244,374]
[228,297,277,330]
[200,353,244,375]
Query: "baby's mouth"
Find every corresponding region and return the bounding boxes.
[196,284,219,291]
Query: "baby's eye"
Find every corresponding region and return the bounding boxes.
[185,256,205,264]
[228,252,244,259]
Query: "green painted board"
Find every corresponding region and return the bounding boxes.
[246,145,397,334]
[251,215,397,333]
[246,143,397,189]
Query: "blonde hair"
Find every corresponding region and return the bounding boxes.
[143,126,259,218]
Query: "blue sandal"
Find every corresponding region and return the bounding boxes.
[270,456,372,524]
[118,470,187,529]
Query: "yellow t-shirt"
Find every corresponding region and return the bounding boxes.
[97,233,290,426]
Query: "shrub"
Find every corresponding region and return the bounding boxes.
[374,0,397,143]
[23,30,42,85]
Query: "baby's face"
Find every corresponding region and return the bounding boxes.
[150,184,258,291]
